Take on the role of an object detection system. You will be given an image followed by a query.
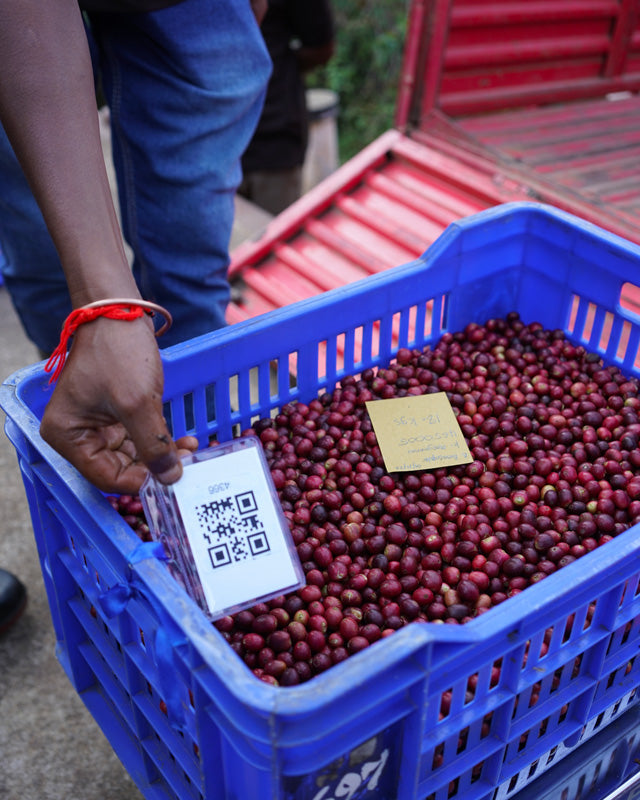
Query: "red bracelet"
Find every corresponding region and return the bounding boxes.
[44,298,172,384]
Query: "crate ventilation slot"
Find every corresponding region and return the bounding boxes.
[316,296,444,380]
[567,293,640,371]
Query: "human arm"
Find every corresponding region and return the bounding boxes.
[288,0,335,72]
[251,0,268,25]
[0,0,189,493]
[296,40,335,73]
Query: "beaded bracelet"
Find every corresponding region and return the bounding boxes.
[44,298,172,384]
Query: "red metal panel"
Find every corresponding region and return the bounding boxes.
[440,62,610,106]
[605,0,640,76]
[346,178,464,244]
[364,170,485,233]
[448,19,615,48]
[454,91,640,237]
[229,130,404,275]
[395,0,429,131]
[307,214,417,271]
[227,130,529,325]
[407,0,640,120]
[389,134,520,208]
[400,0,452,128]
[443,76,640,116]
[467,114,640,164]
[449,0,620,26]
[545,151,640,187]
[334,194,433,256]
[225,289,275,325]
[229,0,640,327]
[302,216,406,275]
[599,176,640,206]
[275,240,365,291]
[240,260,322,307]
[444,35,611,70]
[499,128,640,168]
[460,93,640,133]
[369,165,483,222]
[410,112,640,244]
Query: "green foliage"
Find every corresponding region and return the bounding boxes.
[308,1,410,163]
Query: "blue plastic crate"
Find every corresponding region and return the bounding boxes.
[511,703,640,800]
[4,202,640,800]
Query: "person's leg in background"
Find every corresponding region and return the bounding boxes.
[238,166,302,216]
[0,124,72,358]
[0,568,27,635]
[88,0,271,348]
[0,1,270,353]
[0,2,268,627]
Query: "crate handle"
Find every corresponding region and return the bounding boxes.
[99,541,188,732]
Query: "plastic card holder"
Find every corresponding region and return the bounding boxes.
[141,435,305,620]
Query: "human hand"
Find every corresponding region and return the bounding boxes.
[40,315,196,495]
[250,0,267,24]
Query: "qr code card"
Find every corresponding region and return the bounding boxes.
[140,436,305,620]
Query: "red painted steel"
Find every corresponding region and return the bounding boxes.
[396,0,640,244]
[395,0,428,133]
[410,113,640,245]
[459,93,640,134]
[228,0,640,327]
[402,0,640,120]
[606,0,640,76]
[444,35,611,70]
[227,130,530,324]
[454,92,640,241]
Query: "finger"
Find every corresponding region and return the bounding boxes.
[175,435,199,454]
[41,418,151,495]
[41,378,180,494]
[101,423,138,460]
[88,454,150,495]
[117,402,183,486]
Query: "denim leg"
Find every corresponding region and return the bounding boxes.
[90,0,271,348]
[0,124,71,355]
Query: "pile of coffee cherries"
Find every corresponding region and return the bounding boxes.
[112,312,640,686]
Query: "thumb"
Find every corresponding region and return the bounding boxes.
[123,402,184,486]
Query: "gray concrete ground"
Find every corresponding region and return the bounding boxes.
[0,289,147,800]
[0,109,273,800]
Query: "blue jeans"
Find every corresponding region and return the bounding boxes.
[0,0,271,354]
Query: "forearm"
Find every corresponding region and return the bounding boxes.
[0,0,139,307]
[297,42,335,73]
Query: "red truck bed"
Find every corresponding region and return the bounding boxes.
[227,130,532,325]
[401,0,640,239]
[229,0,640,324]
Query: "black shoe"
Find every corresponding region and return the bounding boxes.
[0,568,27,634]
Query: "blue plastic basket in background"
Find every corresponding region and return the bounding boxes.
[3,202,640,800]
[510,703,640,800]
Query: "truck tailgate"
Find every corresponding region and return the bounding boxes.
[228,129,532,324]
[456,93,640,235]
[228,0,640,325]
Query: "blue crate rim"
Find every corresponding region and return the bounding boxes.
[160,200,640,364]
[153,521,640,717]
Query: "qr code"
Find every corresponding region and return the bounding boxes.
[195,491,271,570]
